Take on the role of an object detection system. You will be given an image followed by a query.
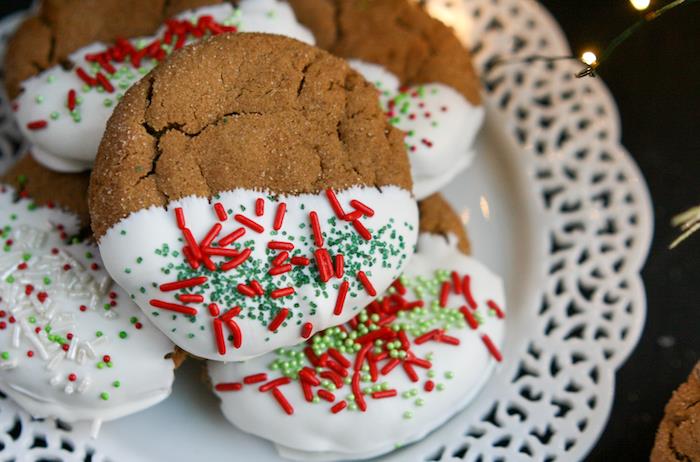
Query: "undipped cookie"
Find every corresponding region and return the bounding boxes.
[208,193,505,461]
[90,33,418,361]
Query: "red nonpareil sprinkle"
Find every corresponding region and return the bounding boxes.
[481,334,503,362]
[235,214,263,233]
[381,358,401,375]
[220,248,252,271]
[177,293,204,304]
[356,271,377,296]
[213,202,227,221]
[439,281,451,307]
[352,220,372,241]
[255,198,265,216]
[213,319,226,355]
[250,280,264,296]
[460,306,478,330]
[487,299,505,319]
[334,254,344,278]
[301,322,313,339]
[272,388,294,415]
[267,240,294,250]
[76,67,96,86]
[208,303,221,317]
[392,278,406,295]
[218,227,245,246]
[199,223,222,249]
[182,229,201,260]
[175,207,186,229]
[243,373,268,384]
[372,389,398,399]
[424,380,435,392]
[149,299,197,316]
[328,348,351,368]
[451,271,462,294]
[271,287,294,299]
[259,377,291,392]
[317,389,335,402]
[334,280,349,315]
[462,275,478,309]
[352,372,367,412]
[271,251,289,267]
[314,249,333,282]
[237,283,256,297]
[215,382,242,392]
[26,120,48,130]
[309,211,323,247]
[268,308,289,332]
[273,203,286,230]
[269,264,292,276]
[350,199,375,217]
[325,189,346,217]
[299,367,320,386]
[331,401,347,414]
[67,89,77,111]
[68,373,77,382]
[96,73,114,93]
[291,256,310,266]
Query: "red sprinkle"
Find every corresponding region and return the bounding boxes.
[26,120,48,130]
[291,256,310,266]
[243,373,268,384]
[352,372,367,412]
[331,401,347,414]
[334,280,349,315]
[225,319,243,349]
[439,281,450,307]
[309,212,323,247]
[350,199,375,217]
[301,322,313,339]
[328,348,351,368]
[325,189,346,217]
[259,377,291,392]
[96,72,114,92]
[462,275,478,309]
[267,240,294,250]
[237,283,256,297]
[149,299,197,316]
[218,227,245,247]
[372,390,397,399]
[481,334,503,362]
[272,388,294,415]
[177,293,204,304]
[199,223,222,249]
[271,287,294,299]
[255,198,265,216]
[334,254,344,278]
[318,389,335,402]
[213,202,227,221]
[215,382,242,392]
[356,271,376,296]
[487,299,505,319]
[76,67,97,86]
[392,278,406,295]
[182,229,202,260]
[160,276,207,292]
[208,303,221,317]
[451,271,462,294]
[67,89,77,111]
[273,203,287,230]
[352,220,372,241]
[268,308,289,332]
[234,214,264,233]
[220,248,252,271]
[460,306,478,330]
[271,251,289,267]
[424,380,435,392]
[250,280,264,296]
[314,249,333,282]
[213,319,226,355]
[175,207,186,229]
[269,264,292,276]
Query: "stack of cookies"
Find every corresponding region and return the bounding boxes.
[0,1,506,459]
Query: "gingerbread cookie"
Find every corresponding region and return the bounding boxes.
[89,33,418,362]
[0,184,177,434]
[208,195,505,460]
[651,362,700,462]
[288,0,484,199]
[12,1,314,172]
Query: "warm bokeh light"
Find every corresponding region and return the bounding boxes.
[581,51,598,66]
[630,0,651,11]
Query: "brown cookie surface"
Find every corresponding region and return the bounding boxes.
[4,0,222,99]
[287,0,480,104]
[1,154,91,227]
[89,32,412,239]
[418,193,470,254]
[651,362,700,462]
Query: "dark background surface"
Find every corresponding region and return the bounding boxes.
[0,1,698,461]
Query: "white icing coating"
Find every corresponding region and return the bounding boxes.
[98,186,418,362]
[14,1,315,173]
[0,186,175,427]
[350,60,484,200]
[208,232,505,461]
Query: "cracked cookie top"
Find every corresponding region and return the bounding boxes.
[287,0,481,105]
[89,32,412,240]
[4,0,222,99]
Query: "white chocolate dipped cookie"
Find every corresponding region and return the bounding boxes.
[208,231,505,461]
[14,1,314,173]
[0,185,176,433]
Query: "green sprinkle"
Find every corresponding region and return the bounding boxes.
[119,331,128,339]
[112,380,121,388]
[100,392,110,401]
[1,352,9,360]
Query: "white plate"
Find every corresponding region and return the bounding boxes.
[0,1,652,461]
